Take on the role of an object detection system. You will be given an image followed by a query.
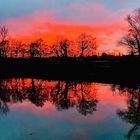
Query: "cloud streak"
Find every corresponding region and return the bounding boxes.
[1,0,140,54]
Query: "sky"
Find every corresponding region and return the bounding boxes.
[0,0,140,54]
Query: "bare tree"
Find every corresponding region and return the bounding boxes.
[52,38,71,57]
[77,33,97,57]
[29,42,39,58]
[29,38,46,58]
[76,83,98,116]
[8,39,26,58]
[119,8,140,57]
[0,26,8,57]
[0,26,8,41]
[20,43,27,58]
[8,39,18,57]
[14,40,23,58]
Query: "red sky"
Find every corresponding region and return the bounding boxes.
[1,0,140,55]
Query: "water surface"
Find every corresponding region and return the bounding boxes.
[0,78,139,140]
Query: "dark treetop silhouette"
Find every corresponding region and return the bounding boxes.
[119,8,140,57]
[0,26,8,58]
[0,31,98,58]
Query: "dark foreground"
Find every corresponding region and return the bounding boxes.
[0,58,140,85]
[0,58,140,140]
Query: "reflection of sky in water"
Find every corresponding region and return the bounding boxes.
[0,82,131,140]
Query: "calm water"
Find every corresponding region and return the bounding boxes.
[0,78,139,140]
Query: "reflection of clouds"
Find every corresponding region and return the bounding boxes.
[3,81,127,125]
[0,80,131,140]
[11,101,56,117]
[70,129,91,140]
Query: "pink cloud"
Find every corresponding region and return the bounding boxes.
[4,4,132,54]
[93,3,105,12]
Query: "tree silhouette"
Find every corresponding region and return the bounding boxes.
[76,83,98,116]
[20,43,27,58]
[77,33,97,57]
[52,38,71,57]
[28,79,48,107]
[119,8,140,57]
[35,38,47,57]
[0,26,8,57]
[12,40,26,58]
[0,79,10,114]
[0,79,99,116]
[29,39,46,58]
[50,81,75,110]
[29,42,39,58]
[113,85,140,140]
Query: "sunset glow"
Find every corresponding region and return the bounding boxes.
[1,0,140,54]
[0,1,140,140]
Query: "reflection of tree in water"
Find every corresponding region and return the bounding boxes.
[50,81,75,110]
[49,81,98,115]
[0,79,9,114]
[28,79,48,107]
[0,79,27,114]
[0,78,98,116]
[76,83,98,116]
[112,84,140,140]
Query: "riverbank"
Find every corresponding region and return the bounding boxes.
[0,57,139,85]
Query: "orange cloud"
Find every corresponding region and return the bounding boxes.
[5,8,129,55]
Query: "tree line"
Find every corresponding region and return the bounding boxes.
[0,28,98,58]
[1,8,140,58]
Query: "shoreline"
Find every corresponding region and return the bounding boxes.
[0,58,139,86]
